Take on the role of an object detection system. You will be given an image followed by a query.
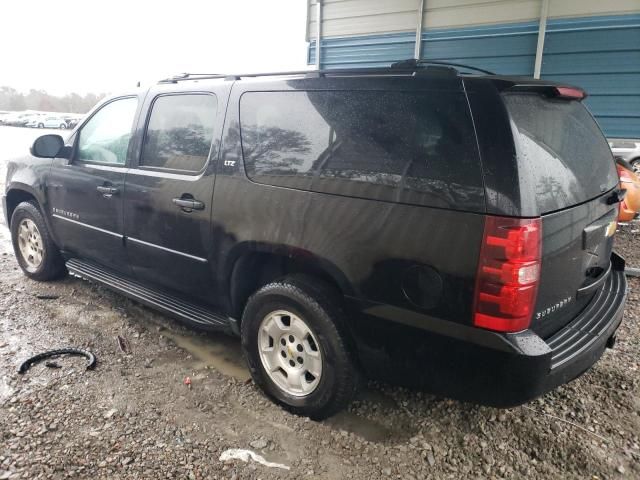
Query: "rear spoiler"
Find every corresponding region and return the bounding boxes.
[485,76,588,100]
[504,84,587,100]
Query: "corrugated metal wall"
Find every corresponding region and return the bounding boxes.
[542,15,640,138]
[307,0,640,39]
[307,1,640,138]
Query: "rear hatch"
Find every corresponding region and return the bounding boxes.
[502,90,619,338]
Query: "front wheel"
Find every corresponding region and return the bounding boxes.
[241,276,359,419]
[38,123,44,128]
[59,124,67,129]
[10,201,67,281]
[631,158,640,176]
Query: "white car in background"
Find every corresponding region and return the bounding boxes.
[2,112,33,127]
[609,138,640,174]
[25,115,68,129]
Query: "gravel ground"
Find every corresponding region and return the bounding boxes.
[1,216,639,479]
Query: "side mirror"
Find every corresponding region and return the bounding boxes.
[31,134,65,158]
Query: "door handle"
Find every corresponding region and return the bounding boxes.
[97,185,119,197]
[172,197,205,211]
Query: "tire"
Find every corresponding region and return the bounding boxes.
[241,276,360,419]
[10,201,67,281]
[631,158,640,176]
[59,124,66,129]
[38,123,44,129]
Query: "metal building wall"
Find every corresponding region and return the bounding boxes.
[542,14,640,138]
[307,0,640,38]
[307,0,640,138]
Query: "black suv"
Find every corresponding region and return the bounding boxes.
[2,63,627,419]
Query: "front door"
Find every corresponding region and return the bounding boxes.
[123,91,220,300]
[47,96,141,272]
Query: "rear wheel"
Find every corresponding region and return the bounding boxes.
[10,201,66,281]
[38,123,44,128]
[59,124,67,129]
[631,158,640,175]
[241,276,359,419]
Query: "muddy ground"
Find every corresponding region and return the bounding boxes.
[0,129,638,478]
[0,227,638,480]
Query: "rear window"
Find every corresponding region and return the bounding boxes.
[240,90,484,211]
[503,93,617,213]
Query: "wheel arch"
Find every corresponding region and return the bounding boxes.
[5,185,59,246]
[5,186,40,227]
[226,244,354,320]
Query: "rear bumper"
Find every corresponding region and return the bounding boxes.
[350,253,627,407]
[522,259,626,404]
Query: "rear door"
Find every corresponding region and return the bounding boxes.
[123,87,226,301]
[502,91,619,338]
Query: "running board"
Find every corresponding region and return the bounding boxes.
[66,258,233,332]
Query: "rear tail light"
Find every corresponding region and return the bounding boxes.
[473,216,542,333]
[554,86,586,100]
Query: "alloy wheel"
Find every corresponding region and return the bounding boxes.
[17,219,44,272]
[257,309,323,397]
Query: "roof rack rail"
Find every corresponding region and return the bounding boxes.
[391,59,495,75]
[157,60,489,84]
[159,72,227,83]
[157,68,416,84]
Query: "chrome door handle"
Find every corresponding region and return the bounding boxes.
[172,198,205,210]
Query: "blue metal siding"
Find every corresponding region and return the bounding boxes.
[309,14,640,138]
[420,22,539,76]
[541,15,640,138]
[309,32,415,67]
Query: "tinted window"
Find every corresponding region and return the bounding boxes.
[141,94,217,172]
[78,97,138,165]
[503,93,618,213]
[240,91,483,209]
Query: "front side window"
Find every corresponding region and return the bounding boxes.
[77,97,138,165]
[140,94,217,172]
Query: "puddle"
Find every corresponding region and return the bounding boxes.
[161,330,250,381]
[324,410,392,443]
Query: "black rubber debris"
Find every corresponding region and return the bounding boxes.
[18,348,97,374]
[35,294,60,300]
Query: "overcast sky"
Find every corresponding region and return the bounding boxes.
[2,0,310,96]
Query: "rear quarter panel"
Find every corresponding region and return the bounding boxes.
[211,77,485,327]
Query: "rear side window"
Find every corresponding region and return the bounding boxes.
[140,94,217,172]
[503,93,618,213]
[240,90,484,210]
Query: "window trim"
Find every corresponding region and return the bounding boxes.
[73,95,139,168]
[136,91,218,176]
